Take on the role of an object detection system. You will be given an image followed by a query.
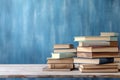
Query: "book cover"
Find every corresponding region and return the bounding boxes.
[48,63,73,69]
[54,49,76,53]
[74,58,118,64]
[54,44,73,49]
[100,32,119,36]
[78,41,118,47]
[77,46,118,52]
[79,68,118,73]
[51,52,76,59]
[74,36,118,41]
[47,58,73,64]
[43,67,71,71]
[80,63,118,69]
[77,52,119,58]
[78,41,110,47]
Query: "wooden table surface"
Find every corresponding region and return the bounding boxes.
[0,64,119,78]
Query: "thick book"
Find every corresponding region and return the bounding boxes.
[74,36,118,41]
[78,41,118,47]
[48,63,73,69]
[43,67,71,71]
[79,68,118,73]
[74,58,120,64]
[77,46,118,52]
[51,52,76,58]
[80,63,118,69]
[77,52,119,58]
[100,32,119,36]
[47,58,73,64]
[54,44,73,49]
[54,49,76,53]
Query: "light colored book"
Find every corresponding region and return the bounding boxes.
[74,36,118,41]
[80,63,118,69]
[51,52,76,59]
[47,58,73,64]
[79,68,118,73]
[78,41,110,47]
[100,32,119,36]
[74,58,120,64]
[77,46,118,52]
[53,44,73,49]
[54,49,76,53]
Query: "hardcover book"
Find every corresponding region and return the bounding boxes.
[79,68,118,73]
[78,41,118,47]
[77,46,118,52]
[47,58,73,64]
[77,52,119,58]
[51,52,76,59]
[100,32,119,36]
[80,63,118,69]
[73,58,120,64]
[54,44,73,49]
[74,36,118,41]
[54,49,76,53]
[48,63,73,69]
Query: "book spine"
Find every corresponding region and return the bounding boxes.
[48,64,73,69]
[47,58,73,64]
[52,52,76,58]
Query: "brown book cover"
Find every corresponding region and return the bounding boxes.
[43,67,71,71]
[80,63,118,69]
[77,52,119,58]
[54,44,74,49]
[79,68,118,73]
[47,58,73,64]
[54,49,76,53]
[109,41,118,47]
[48,64,73,69]
[77,46,118,52]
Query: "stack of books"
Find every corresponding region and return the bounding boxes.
[74,32,120,73]
[44,44,76,71]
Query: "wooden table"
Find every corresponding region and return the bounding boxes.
[0,64,119,78]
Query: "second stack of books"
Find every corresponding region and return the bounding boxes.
[46,44,76,71]
[74,32,120,73]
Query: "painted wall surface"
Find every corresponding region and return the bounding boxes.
[0,0,120,80]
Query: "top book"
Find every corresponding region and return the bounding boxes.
[100,32,119,36]
[74,36,118,41]
[54,44,73,49]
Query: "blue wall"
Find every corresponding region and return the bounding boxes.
[0,0,120,80]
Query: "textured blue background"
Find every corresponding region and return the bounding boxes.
[0,0,120,80]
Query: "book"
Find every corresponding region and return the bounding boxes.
[53,44,73,49]
[78,41,110,47]
[74,36,118,41]
[51,52,76,58]
[100,32,119,36]
[54,49,76,53]
[78,41,118,47]
[80,63,118,69]
[74,63,117,69]
[77,52,119,58]
[48,63,73,69]
[47,58,73,64]
[74,58,120,64]
[43,67,71,71]
[77,46,118,52]
[79,68,118,73]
